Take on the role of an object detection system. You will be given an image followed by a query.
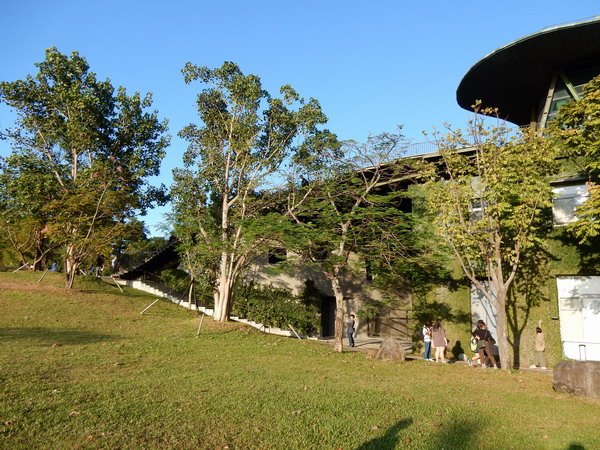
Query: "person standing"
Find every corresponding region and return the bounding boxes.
[422,320,433,361]
[431,319,447,363]
[530,326,546,369]
[472,320,498,369]
[346,314,356,348]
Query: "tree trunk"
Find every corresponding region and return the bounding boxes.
[213,252,231,321]
[188,281,194,305]
[495,286,510,370]
[64,258,77,289]
[331,275,345,353]
[33,228,45,271]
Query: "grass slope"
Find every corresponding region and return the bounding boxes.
[1,272,599,449]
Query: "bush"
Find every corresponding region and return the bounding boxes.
[156,268,189,293]
[232,282,320,336]
[155,269,213,307]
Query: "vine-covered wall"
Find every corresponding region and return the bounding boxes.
[414,227,599,368]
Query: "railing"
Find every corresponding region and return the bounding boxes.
[403,141,439,157]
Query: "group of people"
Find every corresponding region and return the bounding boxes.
[470,319,498,369]
[422,318,546,369]
[422,320,449,363]
[347,313,546,369]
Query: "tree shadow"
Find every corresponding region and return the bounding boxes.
[506,246,550,369]
[410,300,472,350]
[0,327,120,346]
[431,417,481,449]
[355,418,413,450]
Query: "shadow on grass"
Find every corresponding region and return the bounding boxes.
[0,327,120,345]
[431,417,480,449]
[356,418,413,449]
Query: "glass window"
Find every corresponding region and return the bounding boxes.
[546,63,600,122]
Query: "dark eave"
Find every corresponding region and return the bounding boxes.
[456,16,600,126]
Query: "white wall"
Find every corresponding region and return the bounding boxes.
[552,183,588,225]
[470,283,498,339]
[557,276,600,361]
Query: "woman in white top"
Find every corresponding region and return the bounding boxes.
[422,320,433,361]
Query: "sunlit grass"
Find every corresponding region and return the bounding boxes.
[1,272,598,449]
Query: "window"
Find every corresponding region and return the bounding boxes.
[547,64,600,122]
[552,183,589,226]
[547,83,572,122]
[469,198,485,221]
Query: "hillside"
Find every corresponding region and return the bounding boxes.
[0,272,598,449]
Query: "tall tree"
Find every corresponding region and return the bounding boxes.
[0,48,169,287]
[424,107,558,370]
[549,74,600,242]
[172,61,334,321]
[286,130,421,352]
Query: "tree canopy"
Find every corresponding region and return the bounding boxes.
[171,61,336,321]
[0,47,169,287]
[424,107,558,369]
[285,130,424,351]
[549,74,600,242]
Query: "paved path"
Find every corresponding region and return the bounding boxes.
[324,337,553,373]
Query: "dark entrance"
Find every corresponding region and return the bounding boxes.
[320,296,336,338]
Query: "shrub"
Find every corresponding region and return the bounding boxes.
[232,282,320,335]
[155,268,213,307]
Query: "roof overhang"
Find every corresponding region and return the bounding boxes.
[456,16,600,126]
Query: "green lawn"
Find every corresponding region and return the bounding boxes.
[1,272,598,449]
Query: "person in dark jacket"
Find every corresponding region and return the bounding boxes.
[472,320,498,369]
[346,314,356,347]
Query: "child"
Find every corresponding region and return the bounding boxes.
[530,326,546,369]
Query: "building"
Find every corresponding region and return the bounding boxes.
[456,16,600,362]
[117,17,600,364]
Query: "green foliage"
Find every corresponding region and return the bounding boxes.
[550,74,600,242]
[114,224,169,270]
[423,107,560,369]
[232,281,320,335]
[0,47,169,286]
[171,61,335,320]
[0,152,59,269]
[150,267,211,305]
[155,268,189,294]
[284,129,432,350]
[425,122,557,279]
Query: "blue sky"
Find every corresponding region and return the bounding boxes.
[1,1,599,236]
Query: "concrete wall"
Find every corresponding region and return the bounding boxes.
[557,276,600,361]
[246,251,409,338]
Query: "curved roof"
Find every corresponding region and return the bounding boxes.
[456,16,600,126]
